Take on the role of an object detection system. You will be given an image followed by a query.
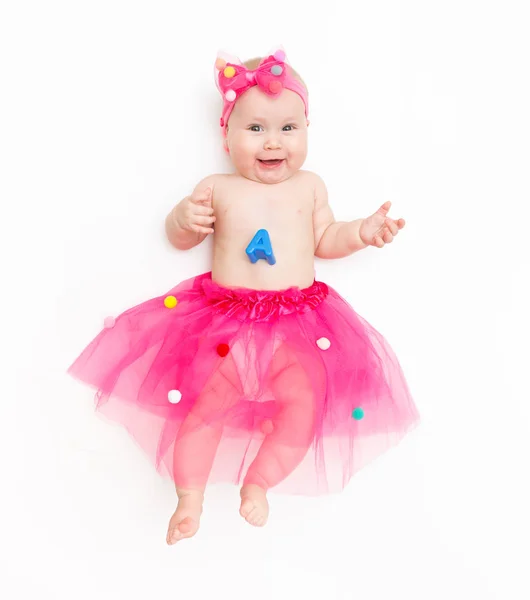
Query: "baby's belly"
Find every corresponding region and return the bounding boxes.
[211,238,316,291]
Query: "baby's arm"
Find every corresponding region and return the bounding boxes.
[165,175,217,250]
[312,174,367,259]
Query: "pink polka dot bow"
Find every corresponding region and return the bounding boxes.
[215,48,309,137]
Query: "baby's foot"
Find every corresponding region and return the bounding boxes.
[166,490,204,545]
[239,484,269,527]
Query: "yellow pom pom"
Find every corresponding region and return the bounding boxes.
[215,58,227,70]
[164,295,178,309]
[223,66,236,78]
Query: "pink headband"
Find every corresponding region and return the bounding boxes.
[214,48,308,137]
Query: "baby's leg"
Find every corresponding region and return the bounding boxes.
[167,354,243,544]
[240,343,317,526]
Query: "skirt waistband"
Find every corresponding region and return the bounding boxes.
[198,272,329,322]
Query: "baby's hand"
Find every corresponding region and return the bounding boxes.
[359,201,405,248]
[176,187,216,234]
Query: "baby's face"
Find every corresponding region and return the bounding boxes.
[225,87,308,184]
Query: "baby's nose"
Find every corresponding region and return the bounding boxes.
[264,138,281,150]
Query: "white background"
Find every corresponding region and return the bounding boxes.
[2,1,529,599]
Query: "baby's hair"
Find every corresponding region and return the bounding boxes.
[243,57,308,96]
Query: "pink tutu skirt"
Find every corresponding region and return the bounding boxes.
[68,271,419,495]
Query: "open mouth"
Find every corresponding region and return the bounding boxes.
[258,159,285,168]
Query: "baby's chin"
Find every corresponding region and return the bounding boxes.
[249,169,298,184]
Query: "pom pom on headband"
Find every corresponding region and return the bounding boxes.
[215,47,308,136]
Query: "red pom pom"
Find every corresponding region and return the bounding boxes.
[269,80,283,94]
[216,343,230,357]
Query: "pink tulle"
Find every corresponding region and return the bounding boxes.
[68,271,419,495]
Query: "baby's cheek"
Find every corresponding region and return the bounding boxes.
[243,149,260,167]
[243,138,260,157]
[290,147,307,168]
[236,147,254,166]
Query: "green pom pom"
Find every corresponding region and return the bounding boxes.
[352,407,364,420]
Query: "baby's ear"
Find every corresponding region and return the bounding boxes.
[306,119,310,127]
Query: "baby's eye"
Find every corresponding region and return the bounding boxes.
[249,125,263,132]
[283,125,296,132]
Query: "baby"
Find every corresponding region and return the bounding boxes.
[68,48,420,547]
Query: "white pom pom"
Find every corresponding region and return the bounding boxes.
[225,89,236,102]
[103,316,115,329]
[168,389,182,404]
[316,337,331,350]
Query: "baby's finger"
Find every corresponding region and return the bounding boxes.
[190,188,212,204]
[373,235,385,248]
[193,205,215,216]
[375,201,391,217]
[385,218,399,236]
[190,223,215,234]
[193,215,216,226]
[190,195,211,206]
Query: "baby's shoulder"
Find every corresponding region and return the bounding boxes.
[297,169,325,187]
[295,170,327,202]
[192,172,228,191]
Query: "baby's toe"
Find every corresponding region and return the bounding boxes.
[239,499,254,519]
[247,508,265,527]
[167,515,198,545]
[178,517,195,534]
[167,526,183,545]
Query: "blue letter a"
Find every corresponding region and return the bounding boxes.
[245,229,276,265]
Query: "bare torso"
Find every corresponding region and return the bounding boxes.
[210,170,317,290]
